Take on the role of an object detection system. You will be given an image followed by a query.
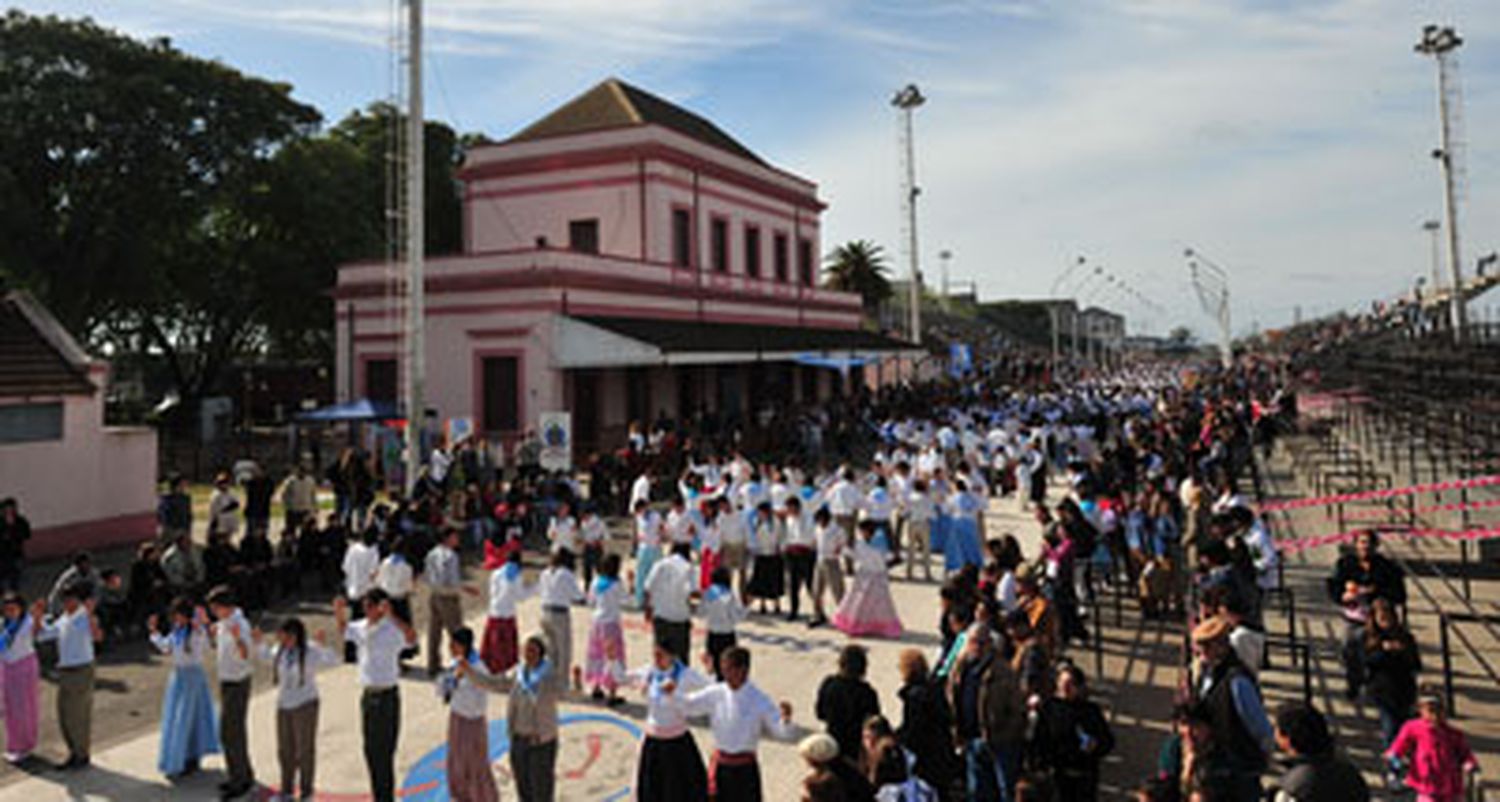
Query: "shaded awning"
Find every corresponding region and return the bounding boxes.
[295,398,402,422]
[552,315,921,369]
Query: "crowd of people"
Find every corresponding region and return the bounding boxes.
[0,355,1487,802]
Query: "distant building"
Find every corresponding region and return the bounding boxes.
[335,78,913,452]
[0,291,157,557]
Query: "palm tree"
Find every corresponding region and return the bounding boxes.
[823,240,893,315]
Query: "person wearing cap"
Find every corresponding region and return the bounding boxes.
[1192,615,1273,802]
[798,731,875,802]
[1272,702,1368,802]
[684,645,796,802]
[207,472,241,540]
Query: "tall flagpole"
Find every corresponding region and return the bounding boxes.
[404,0,425,492]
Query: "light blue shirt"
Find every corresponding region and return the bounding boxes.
[37,608,95,668]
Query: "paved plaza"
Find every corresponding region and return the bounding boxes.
[2,446,1499,801]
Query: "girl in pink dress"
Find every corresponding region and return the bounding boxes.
[832,521,903,639]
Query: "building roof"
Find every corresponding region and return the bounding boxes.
[506,78,767,166]
[573,315,909,355]
[0,291,95,398]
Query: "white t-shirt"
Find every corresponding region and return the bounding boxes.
[345,617,407,688]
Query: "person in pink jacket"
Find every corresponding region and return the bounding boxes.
[1384,692,1479,802]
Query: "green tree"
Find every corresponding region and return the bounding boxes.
[823,240,893,315]
[0,10,320,397]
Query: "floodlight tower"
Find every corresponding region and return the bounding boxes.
[1050,255,1087,367]
[893,84,926,344]
[1416,24,1469,341]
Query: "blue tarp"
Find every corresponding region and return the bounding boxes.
[294,398,401,422]
[793,353,875,370]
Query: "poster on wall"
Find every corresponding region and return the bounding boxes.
[446,416,474,444]
[538,412,572,472]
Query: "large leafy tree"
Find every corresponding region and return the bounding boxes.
[0,10,320,397]
[0,12,472,400]
[823,240,893,315]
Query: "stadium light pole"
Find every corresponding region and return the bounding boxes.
[893,84,926,345]
[1416,24,1468,342]
[1184,247,1233,369]
[1050,255,1087,368]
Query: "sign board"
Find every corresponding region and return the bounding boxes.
[446,416,474,444]
[539,411,572,472]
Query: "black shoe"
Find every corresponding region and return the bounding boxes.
[590,688,606,701]
[807,616,826,629]
[784,612,798,622]
[221,781,254,800]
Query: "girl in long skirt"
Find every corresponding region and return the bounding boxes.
[633,500,664,609]
[482,549,533,674]
[583,554,628,705]
[1,593,38,762]
[943,481,985,574]
[148,599,220,778]
[256,617,340,800]
[745,502,784,614]
[619,640,711,802]
[443,628,502,802]
[833,521,904,639]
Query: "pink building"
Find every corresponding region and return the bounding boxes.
[0,291,158,558]
[335,79,912,451]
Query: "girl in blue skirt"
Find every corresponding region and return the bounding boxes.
[944,480,986,574]
[149,598,220,779]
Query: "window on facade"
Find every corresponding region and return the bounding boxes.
[568,219,600,254]
[744,226,761,279]
[0,402,63,445]
[365,358,398,404]
[710,218,729,273]
[481,356,520,433]
[672,208,692,268]
[773,233,789,282]
[798,238,815,287]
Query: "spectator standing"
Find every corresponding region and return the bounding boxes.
[243,466,274,538]
[280,465,319,535]
[815,645,881,762]
[1191,617,1272,802]
[1362,598,1420,750]
[895,649,958,796]
[1271,703,1368,802]
[1030,665,1114,801]
[1328,531,1405,700]
[208,472,241,540]
[156,477,192,546]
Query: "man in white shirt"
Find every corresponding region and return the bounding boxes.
[32,585,100,768]
[208,586,256,796]
[684,646,795,802]
[630,470,653,511]
[376,543,417,662]
[546,503,580,556]
[827,469,862,548]
[423,529,471,676]
[335,589,416,802]
[644,543,695,664]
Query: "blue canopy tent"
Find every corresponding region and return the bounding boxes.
[294,398,402,423]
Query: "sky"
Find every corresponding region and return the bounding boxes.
[18,0,1500,336]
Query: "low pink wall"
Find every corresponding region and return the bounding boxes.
[0,395,158,558]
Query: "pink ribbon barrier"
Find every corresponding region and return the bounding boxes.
[1260,475,1500,513]
[1338,497,1500,522]
[1274,524,1500,556]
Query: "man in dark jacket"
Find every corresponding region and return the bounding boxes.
[1328,530,1406,699]
[948,624,1025,802]
[1193,616,1274,802]
[1273,703,1369,801]
[156,476,192,544]
[816,644,881,762]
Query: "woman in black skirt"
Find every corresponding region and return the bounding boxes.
[745,502,784,614]
[624,640,712,801]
